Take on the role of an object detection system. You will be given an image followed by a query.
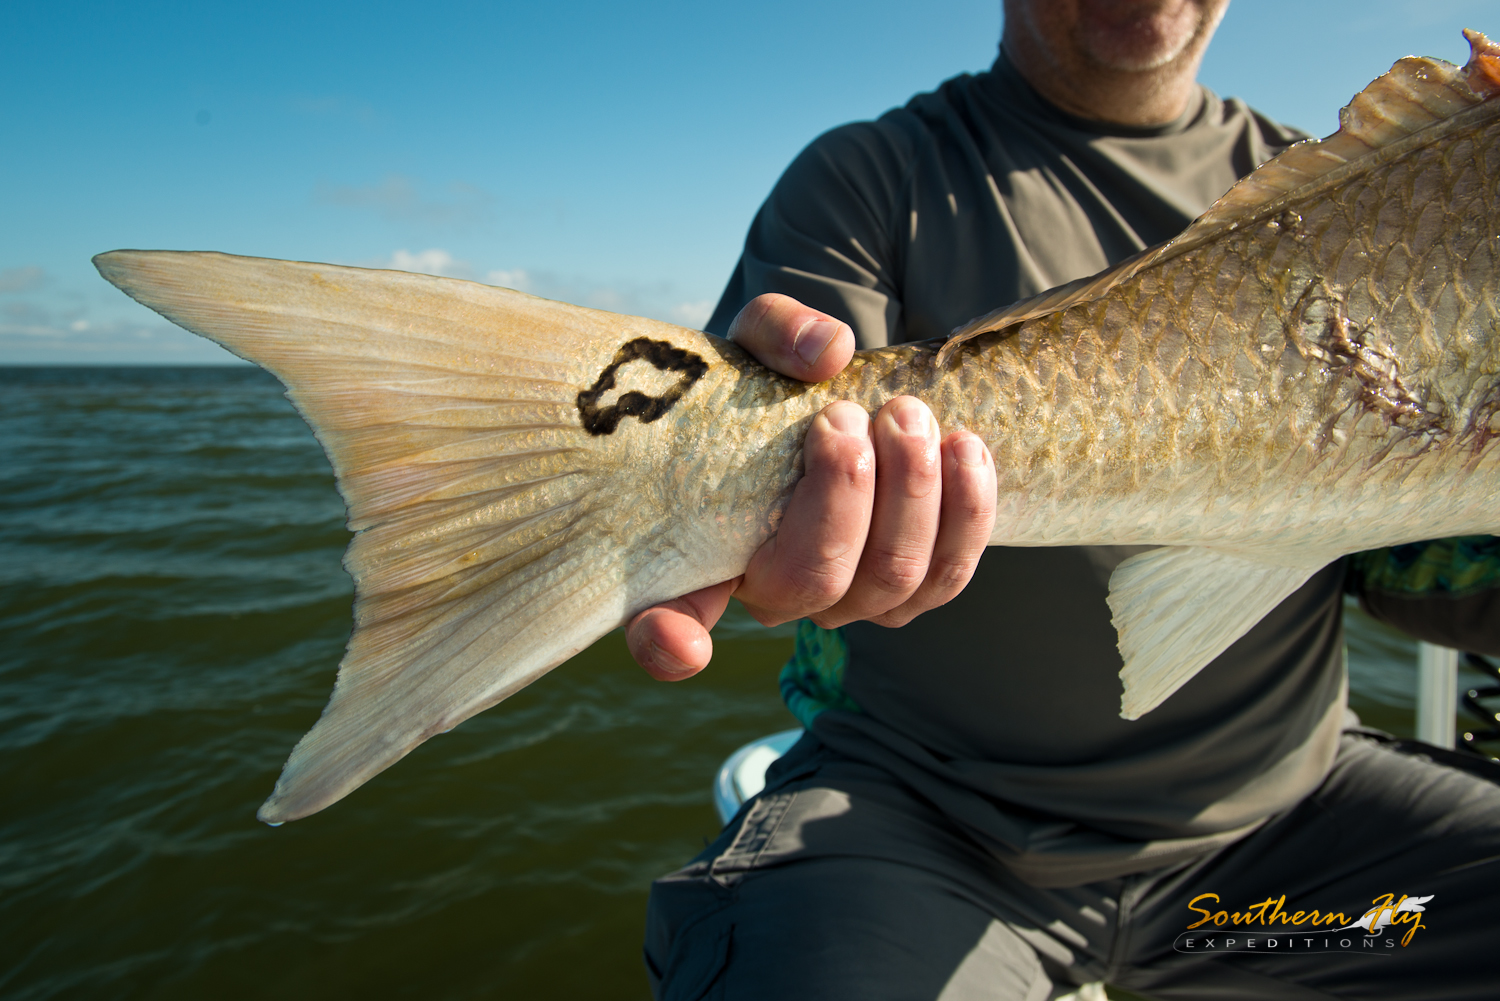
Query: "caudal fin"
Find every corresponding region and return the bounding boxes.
[94,250,718,822]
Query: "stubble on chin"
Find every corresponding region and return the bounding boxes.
[1073,0,1226,73]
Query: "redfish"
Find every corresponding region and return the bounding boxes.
[96,31,1500,823]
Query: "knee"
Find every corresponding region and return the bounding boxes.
[644,867,734,1001]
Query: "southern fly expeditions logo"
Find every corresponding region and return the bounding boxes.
[1173,892,1434,955]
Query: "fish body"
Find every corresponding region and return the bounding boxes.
[95,33,1500,823]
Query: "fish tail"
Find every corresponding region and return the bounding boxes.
[93,250,720,822]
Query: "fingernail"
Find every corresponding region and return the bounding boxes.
[953,434,986,467]
[793,319,841,367]
[825,402,870,436]
[892,398,930,436]
[649,642,697,678]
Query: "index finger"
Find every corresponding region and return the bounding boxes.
[734,400,875,626]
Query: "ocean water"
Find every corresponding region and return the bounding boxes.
[0,366,1480,999]
[0,366,794,1000]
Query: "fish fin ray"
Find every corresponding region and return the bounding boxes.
[937,258,1152,365]
[939,30,1500,365]
[1167,36,1498,249]
[1109,546,1328,720]
[92,250,705,822]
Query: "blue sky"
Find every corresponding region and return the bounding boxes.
[1,0,1490,363]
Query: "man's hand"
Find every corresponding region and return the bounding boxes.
[626,293,997,681]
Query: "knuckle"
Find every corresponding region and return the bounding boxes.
[815,440,875,487]
[925,554,978,596]
[863,548,929,595]
[869,607,918,628]
[960,498,995,524]
[875,439,939,500]
[946,480,996,520]
[896,460,940,500]
[749,292,785,320]
[746,608,790,628]
[732,294,791,346]
[781,562,851,611]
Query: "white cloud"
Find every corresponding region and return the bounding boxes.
[0,266,46,293]
[479,269,721,329]
[316,174,493,226]
[332,254,722,330]
[668,299,716,329]
[4,300,50,322]
[0,323,64,338]
[485,268,532,292]
[0,314,241,363]
[0,271,249,363]
[376,248,474,279]
[3,289,113,336]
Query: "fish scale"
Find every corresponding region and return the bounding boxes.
[93,32,1500,822]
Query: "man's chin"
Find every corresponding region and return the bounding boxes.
[1077,27,1198,72]
[1073,0,1215,73]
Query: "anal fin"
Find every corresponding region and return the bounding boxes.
[1108,547,1326,720]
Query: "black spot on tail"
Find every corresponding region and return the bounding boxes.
[577,337,708,436]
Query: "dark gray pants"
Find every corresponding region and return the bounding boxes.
[645,733,1500,1000]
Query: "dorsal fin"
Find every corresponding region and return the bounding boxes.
[937,29,1500,365]
[1465,28,1500,97]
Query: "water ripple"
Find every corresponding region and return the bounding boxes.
[0,367,1438,999]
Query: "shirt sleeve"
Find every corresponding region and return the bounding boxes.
[704,121,914,348]
[1348,537,1500,654]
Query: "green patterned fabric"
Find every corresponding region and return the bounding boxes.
[779,620,862,727]
[1349,536,1500,598]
